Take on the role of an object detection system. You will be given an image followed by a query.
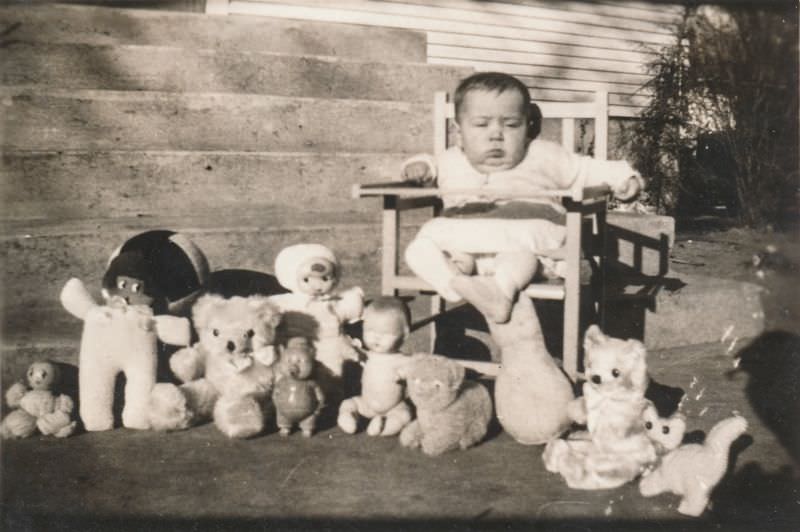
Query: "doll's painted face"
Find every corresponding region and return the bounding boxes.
[110,275,155,307]
[27,361,58,391]
[362,308,408,354]
[296,257,337,297]
[455,89,529,174]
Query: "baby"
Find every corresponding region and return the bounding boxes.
[337,297,413,437]
[401,72,644,324]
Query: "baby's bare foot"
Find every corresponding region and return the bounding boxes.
[450,275,512,323]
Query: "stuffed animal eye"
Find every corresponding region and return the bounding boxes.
[611,369,620,378]
[322,276,330,282]
[117,279,127,290]
[131,283,141,293]
[645,421,653,430]
[303,277,310,283]
[212,329,220,337]
[662,426,670,434]
[245,329,255,339]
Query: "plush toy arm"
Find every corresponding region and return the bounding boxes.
[334,286,365,323]
[567,396,588,425]
[154,316,192,347]
[313,383,326,415]
[5,382,28,408]
[54,394,75,414]
[253,345,277,367]
[169,345,206,383]
[60,277,98,320]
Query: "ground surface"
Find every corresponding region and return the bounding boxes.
[2,224,799,532]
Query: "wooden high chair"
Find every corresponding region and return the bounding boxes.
[352,91,612,379]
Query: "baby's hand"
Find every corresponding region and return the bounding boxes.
[402,161,434,184]
[613,173,645,202]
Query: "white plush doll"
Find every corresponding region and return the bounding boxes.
[60,277,191,431]
[543,325,657,490]
[269,243,364,379]
[640,412,748,516]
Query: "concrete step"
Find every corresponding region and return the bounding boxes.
[1,88,433,153]
[0,3,428,62]
[2,41,470,102]
[0,213,423,326]
[603,271,765,351]
[2,150,412,221]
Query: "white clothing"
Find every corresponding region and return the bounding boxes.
[403,142,639,301]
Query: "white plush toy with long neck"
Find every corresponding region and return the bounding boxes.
[60,278,191,431]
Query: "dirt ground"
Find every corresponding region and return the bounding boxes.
[668,221,800,335]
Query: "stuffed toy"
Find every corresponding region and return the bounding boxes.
[640,414,748,516]
[60,277,192,431]
[269,243,364,409]
[272,337,326,437]
[487,294,574,445]
[338,297,413,437]
[543,325,657,490]
[148,294,282,438]
[641,402,686,456]
[398,353,492,456]
[1,361,77,439]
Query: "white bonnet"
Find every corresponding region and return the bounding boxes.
[274,243,338,293]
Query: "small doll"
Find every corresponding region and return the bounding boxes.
[272,337,326,437]
[337,297,413,437]
[1,361,77,439]
[269,243,364,411]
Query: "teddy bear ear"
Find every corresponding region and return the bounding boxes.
[627,342,650,391]
[192,294,224,329]
[446,358,465,390]
[583,324,607,351]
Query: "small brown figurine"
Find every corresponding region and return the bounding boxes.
[272,337,325,437]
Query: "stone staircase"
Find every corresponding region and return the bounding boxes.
[0,3,765,384]
[0,3,470,381]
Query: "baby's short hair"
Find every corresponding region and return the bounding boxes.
[365,296,411,327]
[453,72,533,124]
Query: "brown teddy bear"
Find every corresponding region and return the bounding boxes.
[147,294,282,438]
[399,354,492,456]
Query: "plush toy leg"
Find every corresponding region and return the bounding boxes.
[399,419,422,449]
[490,295,574,445]
[121,356,158,430]
[678,488,711,517]
[37,411,77,438]
[366,416,384,436]
[79,356,119,432]
[381,401,413,437]
[420,431,456,457]
[148,383,195,431]
[1,410,38,439]
[214,395,264,439]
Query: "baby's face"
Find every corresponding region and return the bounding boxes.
[362,311,406,353]
[455,89,529,174]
